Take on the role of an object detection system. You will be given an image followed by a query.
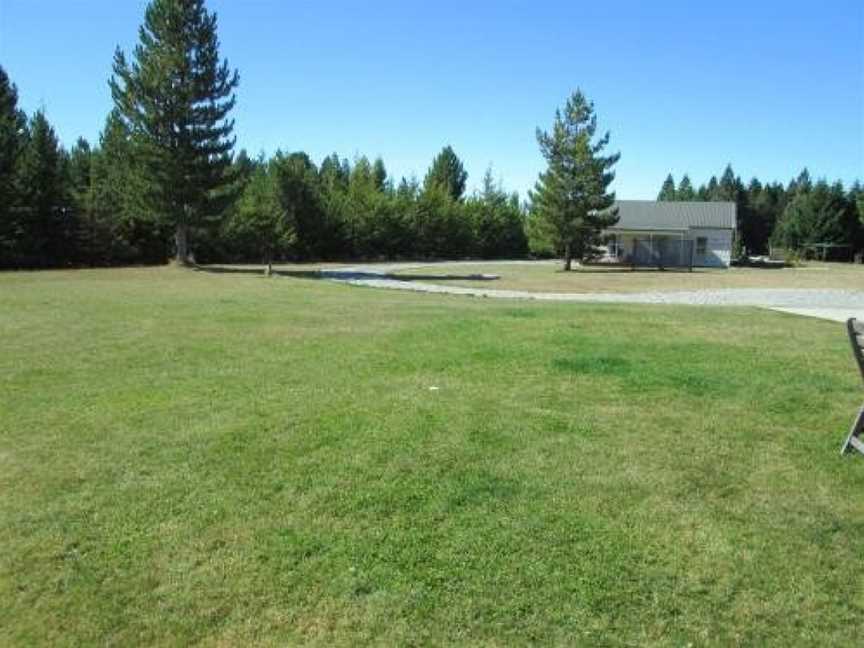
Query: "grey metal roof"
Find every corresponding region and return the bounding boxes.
[608,200,736,231]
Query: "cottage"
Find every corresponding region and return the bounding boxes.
[602,200,737,268]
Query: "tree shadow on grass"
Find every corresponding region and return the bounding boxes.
[194,265,500,282]
[387,272,500,282]
[561,266,698,275]
[194,265,324,280]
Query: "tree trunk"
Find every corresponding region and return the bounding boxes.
[563,242,572,271]
[264,249,273,277]
[174,224,190,266]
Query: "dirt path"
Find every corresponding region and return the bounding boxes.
[321,262,864,322]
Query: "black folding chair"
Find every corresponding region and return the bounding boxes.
[841,318,864,456]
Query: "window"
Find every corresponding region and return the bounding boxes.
[696,237,708,256]
[608,234,620,258]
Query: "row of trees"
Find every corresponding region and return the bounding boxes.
[208,146,527,267]
[657,167,864,258]
[2,0,859,271]
[0,64,527,269]
[0,0,623,274]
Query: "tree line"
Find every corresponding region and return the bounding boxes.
[657,167,864,259]
[0,70,527,269]
[1,0,860,271]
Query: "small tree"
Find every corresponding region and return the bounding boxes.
[530,90,620,270]
[110,0,239,265]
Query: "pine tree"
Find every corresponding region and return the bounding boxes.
[718,164,742,202]
[66,138,92,211]
[110,0,239,265]
[792,168,812,194]
[0,66,27,265]
[423,146,467,201]
[372,157,388,193]
[850,181,864,228]
[529,90,620,270]
[704,176,720,201]
[88,110,171,264]
[233,162,294,274]
[658,174,676,201]
[772,180,859,253]
[677,175,695,201]
[16,111,67,266]
[319,153,349,193]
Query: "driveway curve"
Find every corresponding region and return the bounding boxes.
[320,262,864,322]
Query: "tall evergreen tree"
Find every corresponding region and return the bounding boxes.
[677,175,695,201]
[850,181,864,227]
[0,66,27,265]
[423,146,467,201]
[15,111,68,266]
[372,157,388,193]
[66,138,92,211]
[88,110,171,264]
[110,0,239,264]
[718,164,742,202]
[658,173,676,201]
[232,161,294,274]
[530,90,620,270]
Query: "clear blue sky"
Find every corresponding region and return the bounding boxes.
[1,0,862,199]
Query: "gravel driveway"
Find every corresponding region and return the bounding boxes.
[321,262,864,322]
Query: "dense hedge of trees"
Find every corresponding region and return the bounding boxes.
[0,58,527,269]
[657,166,864,259]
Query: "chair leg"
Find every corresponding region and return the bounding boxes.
[841,405,864,455]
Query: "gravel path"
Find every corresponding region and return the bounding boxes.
[320,262,864,318]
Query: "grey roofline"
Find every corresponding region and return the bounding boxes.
[607,200,737,231]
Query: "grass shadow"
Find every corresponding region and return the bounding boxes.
[387,273,500,282]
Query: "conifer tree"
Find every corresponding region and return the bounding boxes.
[423,146,467,201]
[110,0,239,265]
[233,162,294,275]
[16,111,66,265]
[530,90,620,270]
[0,66,27,265]
[677,175,695,201]
[319,153,349,193]
[658,174,676,200]
[372,157,388,193]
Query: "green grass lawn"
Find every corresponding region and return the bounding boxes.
[394,261,864,293]
[2,267,864,645]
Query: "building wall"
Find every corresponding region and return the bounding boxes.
[601,229,734,268]
[690,228,733,268]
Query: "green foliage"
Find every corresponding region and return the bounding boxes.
[465,168,528,258]
[657,173,676,200]
[110,0,239,262]
[772,180,862,253]
[657,165,861,256]
[11,111,74,266]
[227,162,294,266]
[423,145,468,201]
[676,174,695,201]
[529,89,620,269]
[0,66,28,265]
[86,111,170,264]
